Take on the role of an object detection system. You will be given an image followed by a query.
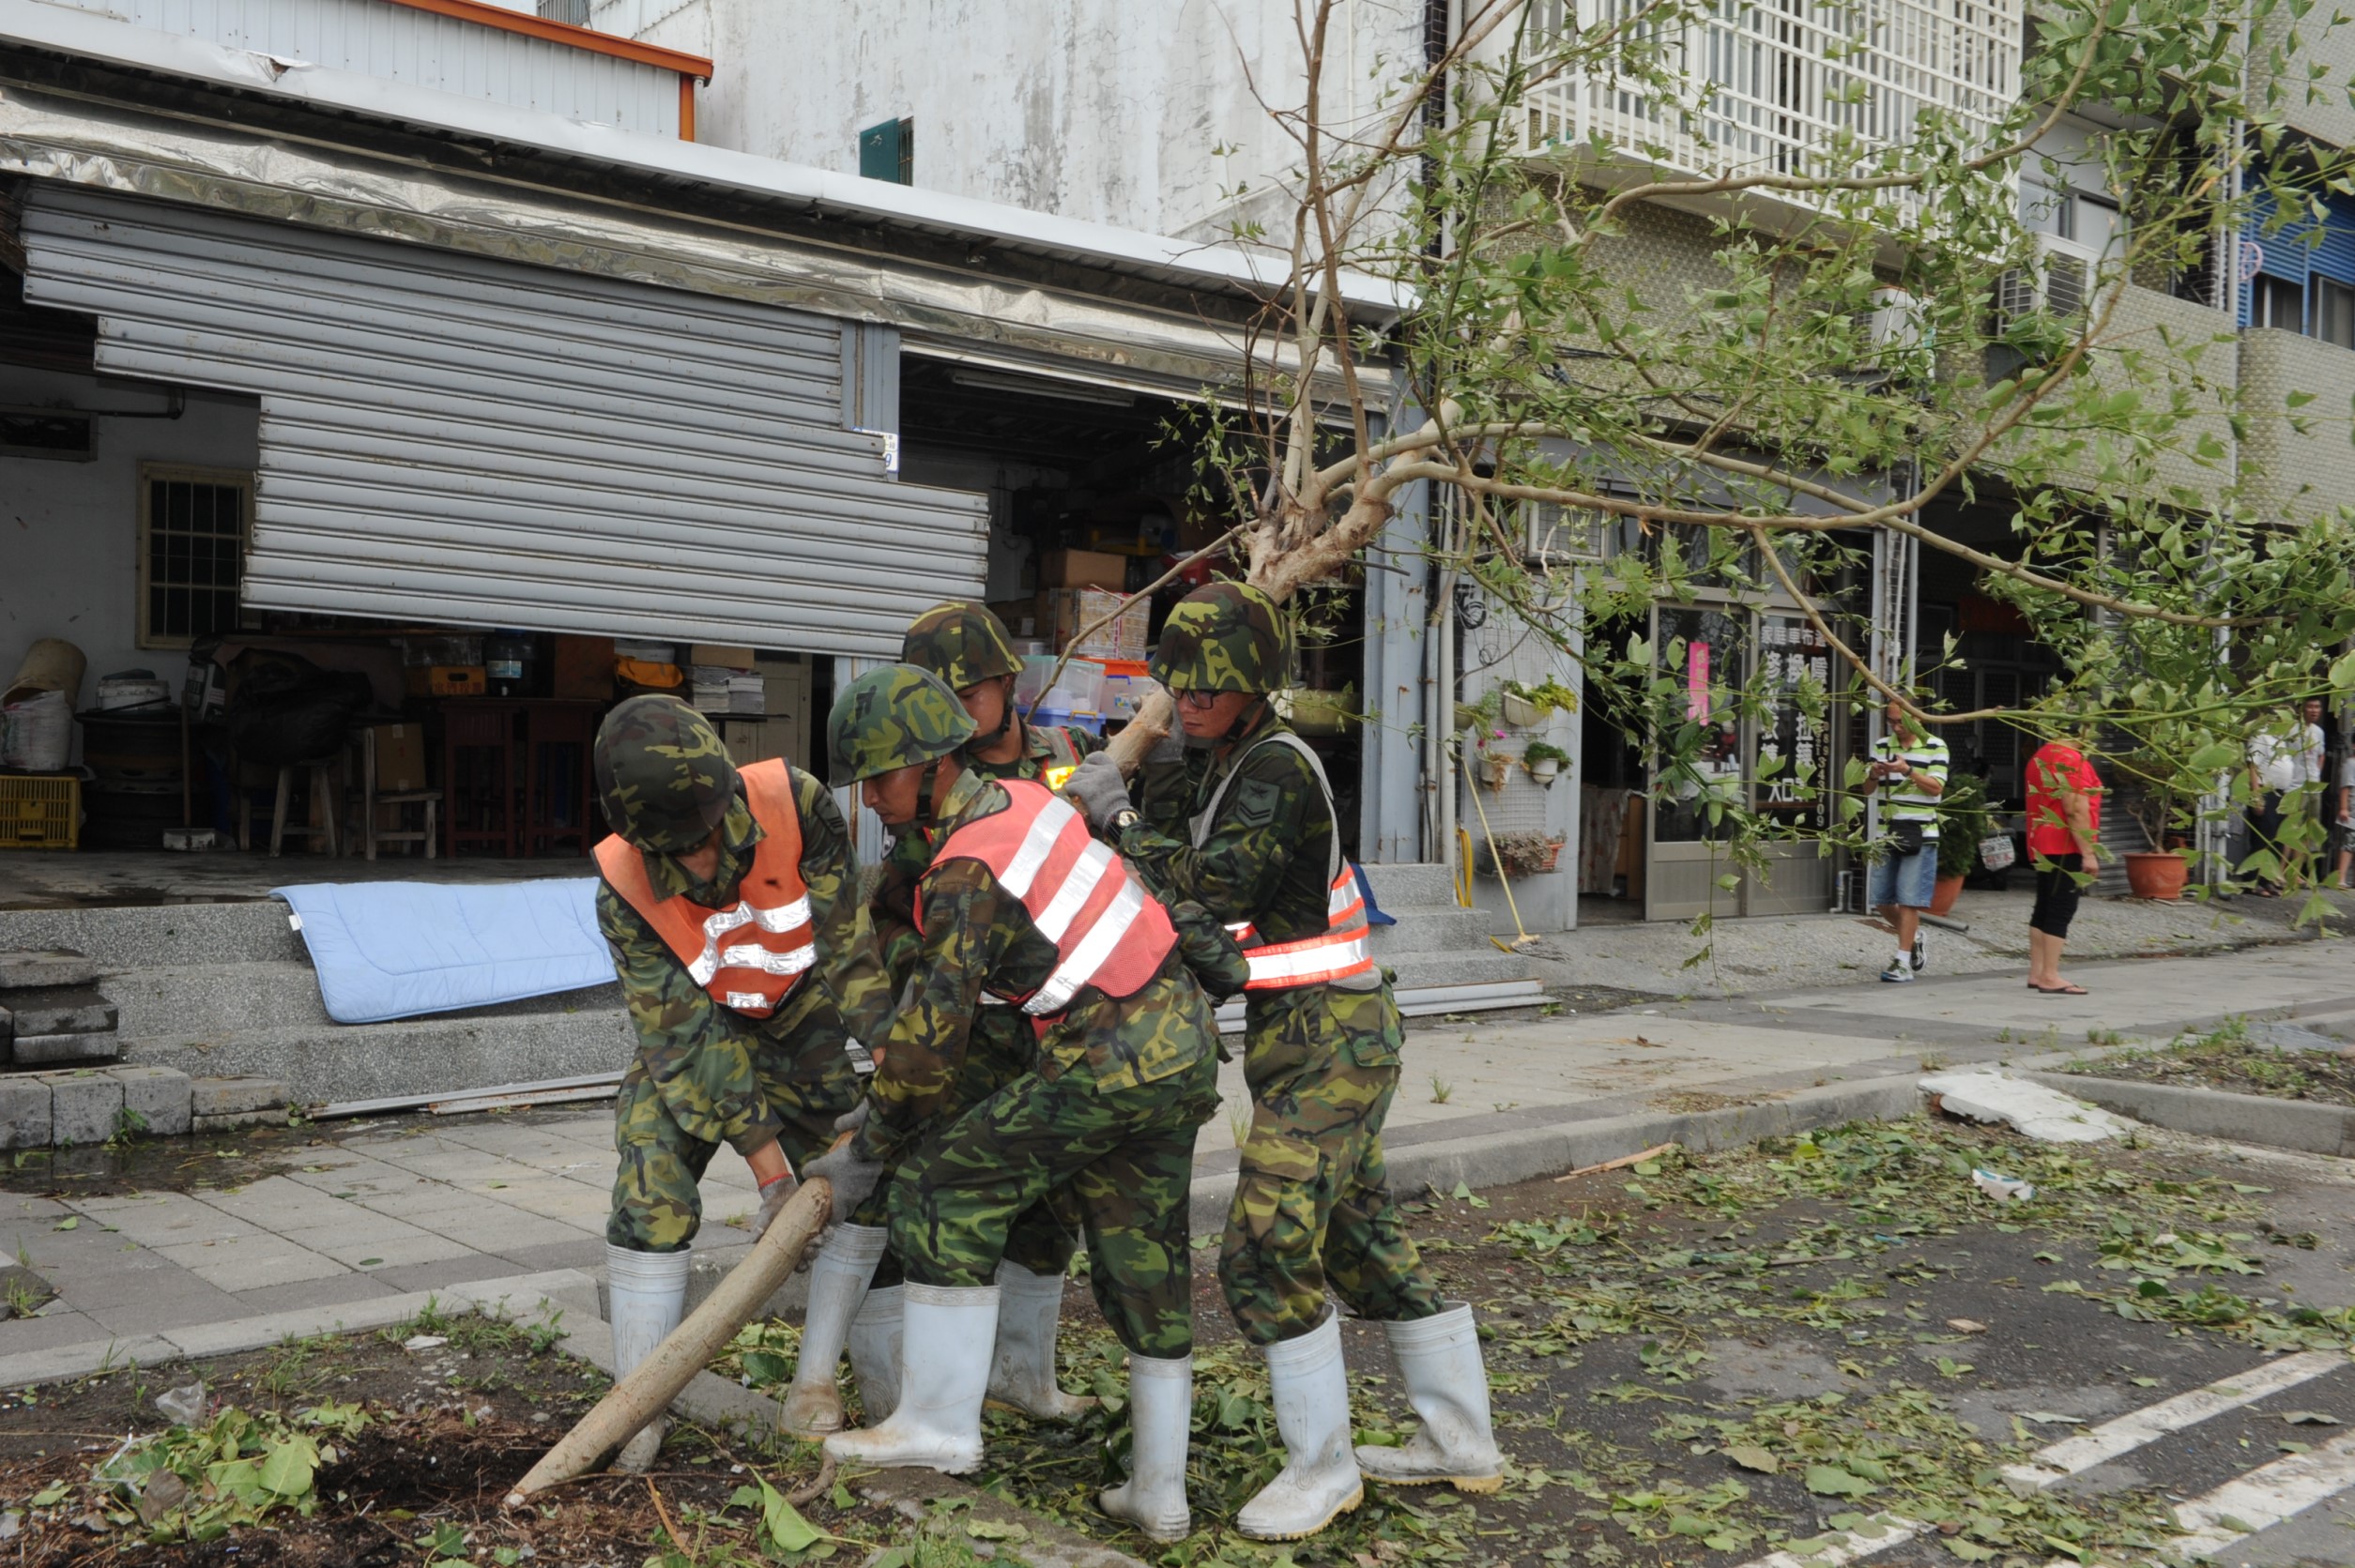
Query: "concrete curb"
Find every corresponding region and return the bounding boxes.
[0,1266,597,1391]
[1185,1070,1929,1227]
[2026,1071,2355,1158]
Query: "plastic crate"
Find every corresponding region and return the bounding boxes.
[0,774,80,849]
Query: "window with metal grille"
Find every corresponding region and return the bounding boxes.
[138,464,251,648]
[538,0,593,25]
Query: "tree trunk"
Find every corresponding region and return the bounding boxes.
[504,1180,832,1505]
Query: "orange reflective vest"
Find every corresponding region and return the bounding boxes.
[595,758,817,1019]
[924,778,1176,1016]
[1193,731,1376,991]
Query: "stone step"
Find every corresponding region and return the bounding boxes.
[1384,949,1541,993]
[1359,862,1458,909]
[0,903,305,969]
[103,960,621,1036]
[1,986,117,1038]
[120,1005,635,1108]
[8,1032,125,1068]
[0,949,99,990]
[1369,904,1495,958]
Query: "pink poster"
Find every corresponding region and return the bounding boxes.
[1686,641,1710,721]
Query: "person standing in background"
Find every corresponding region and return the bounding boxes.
[2245,700,2324,894]
[1867,699,1949,984]
[2334,742,2354,891]
[2024,733,2103,996]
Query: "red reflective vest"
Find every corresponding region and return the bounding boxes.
[595,759,817,1019]
[924,778,1176,1015]
[1193,731,1376,991]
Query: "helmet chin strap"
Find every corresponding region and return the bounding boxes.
[971,675,1018,752]
[916,757,943,827]
[1185,693,1268,750]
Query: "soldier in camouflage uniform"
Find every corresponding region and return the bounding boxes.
[1063,583,1504,1541]
[590,695,890,1469]
[801,603,1108,1437]
[808,665,1238,1542]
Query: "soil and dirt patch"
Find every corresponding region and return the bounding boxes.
[2061,1024,2355,1106]
[0,1299,982,1568]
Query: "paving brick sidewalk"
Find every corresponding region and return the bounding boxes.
[5,939,2349,1370]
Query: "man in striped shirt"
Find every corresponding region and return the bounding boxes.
[1868,699,1949,983]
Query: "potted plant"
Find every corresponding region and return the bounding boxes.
[2119,765,2193,901]
[1482,830,1567,876]
[1479,749,1513,791]
[1522,739,1571,786]
[1500,677,1580,728]
[1931,774,1994,916]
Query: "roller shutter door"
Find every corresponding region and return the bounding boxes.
[19,186,989,657]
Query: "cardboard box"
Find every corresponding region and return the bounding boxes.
[551,635,616,701]
[690,644,757,669]
[371,723,428,792]
[718,714,795,766]
[988,600,1042,640]
[1046,588,1148,660]
[1041,549,1130,591]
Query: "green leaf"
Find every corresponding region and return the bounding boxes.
[29,1482,69,1507]
[52,1216,77,1231]
[757,1476,822,1553]
[257,1435,318,1498]
[1727,1445,1780,1474]
[1804,1465,1874,1498]
[1947,1538,1998,1562]
[741,1349,793,1385]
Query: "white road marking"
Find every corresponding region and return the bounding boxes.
[2169,1430,2355,1560]
[1730,1354,2352,1568]
[2002,1351,2348,1487]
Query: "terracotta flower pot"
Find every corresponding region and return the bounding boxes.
[1930,874,1965,916]
[2124,850,2188,901]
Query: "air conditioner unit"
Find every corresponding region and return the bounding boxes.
[1994,233,2106,323]
[1863,286,1925,354]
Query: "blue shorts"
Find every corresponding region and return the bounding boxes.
[1868,843,1939,909]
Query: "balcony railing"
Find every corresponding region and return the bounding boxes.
[1523,0,2023,216]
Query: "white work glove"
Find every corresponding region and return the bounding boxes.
[1063,751,1135,834]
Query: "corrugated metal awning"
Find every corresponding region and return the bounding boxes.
[18,186,990,655]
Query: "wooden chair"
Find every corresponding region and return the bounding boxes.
[348,725,440,861]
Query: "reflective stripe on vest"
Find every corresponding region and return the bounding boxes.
[925,779,1176,1017]
[1191,729,1376,992]
[1224,863,1375,990]
[594,758,816,1019]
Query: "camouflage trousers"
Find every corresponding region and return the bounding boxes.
[851,1005,1087,1286]
[1219,980,1444,1346]
[607,1022,864,1252]
[890,1048,1221,1358]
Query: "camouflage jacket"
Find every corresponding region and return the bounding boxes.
[597,765,891,1158]
[854,763,1210,1165]
[1124,712,1339,943]
[872,721,1103,984]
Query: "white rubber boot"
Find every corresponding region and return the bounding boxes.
[1353,1303,1505,1492]
[822,1283,999,1474]
[1097,1351,1193,1541]
[1235,1315,1363,1541]
[847,1283,905,1424]
[605,1243,690,1473]
[986,1261,1098,1421]
[780,1223,888,1439]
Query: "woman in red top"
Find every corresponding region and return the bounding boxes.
[2025,737,2103,994]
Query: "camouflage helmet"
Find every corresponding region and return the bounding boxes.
[1151,582,1293,693]
[901,601,1022,691]
[826,663,978,787]
[594,694,740,853]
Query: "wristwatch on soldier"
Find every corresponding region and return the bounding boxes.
[1112,807,1140,832]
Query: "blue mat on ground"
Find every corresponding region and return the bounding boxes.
[273,878,610,1025]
